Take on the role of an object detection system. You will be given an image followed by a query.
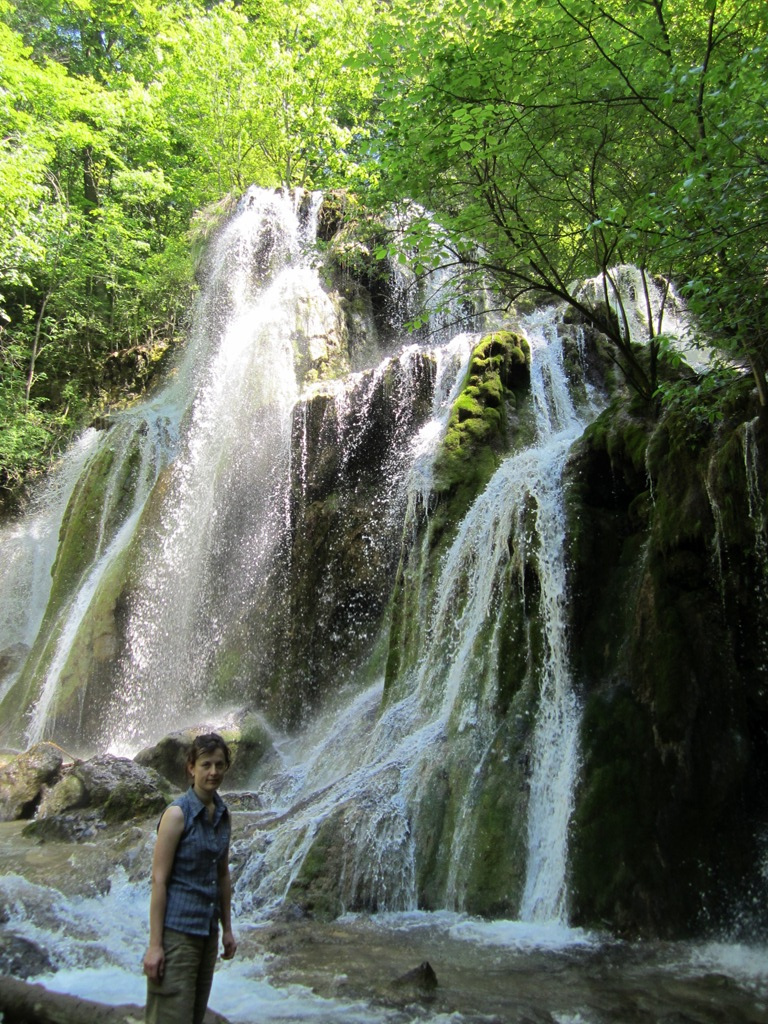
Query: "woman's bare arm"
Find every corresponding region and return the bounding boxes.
[143,806,184,981]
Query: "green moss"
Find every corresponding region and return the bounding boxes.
[48,444,118,612]
[432,330,531,527]
[287,820,346,919]
[46,543,133,728]
[567,383,768,935]
[570,689,669,933]
[102,781,169,823]
[413,767,454,908]
[461,760,527,916]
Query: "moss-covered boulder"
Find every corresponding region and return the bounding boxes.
[0,743,67,821]
[565,383,768,937]
[36,753,170,823]
[432,330,531,521]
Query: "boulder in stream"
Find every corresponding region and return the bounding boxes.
[134,715,274,790]
[0,742,66,821]
[35,753,170,823]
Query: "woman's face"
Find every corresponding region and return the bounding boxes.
[189,747,229,796]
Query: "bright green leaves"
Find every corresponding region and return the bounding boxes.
[153,0,378,194]
[367,0,768,407]
[0,0,380,491]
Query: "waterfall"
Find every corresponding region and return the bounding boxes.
[25,418,173,745]
[516,309,587,921]
[1,189,601,925]
[410,305,590,920]
[230,301,597,925]
[0,432,99,702]
[3,190,768,1024]
[102,190,322,749]
[0,189,337,751]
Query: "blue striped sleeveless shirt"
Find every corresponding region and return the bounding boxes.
[163,787,231,936]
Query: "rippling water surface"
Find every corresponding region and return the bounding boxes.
[1,821,766,1024]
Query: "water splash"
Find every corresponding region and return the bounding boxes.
[104,191,328,750]
[0,432,99,702]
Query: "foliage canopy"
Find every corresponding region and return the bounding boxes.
[0,0,375,495]
[367,0,768,406]
[1,0,767,496]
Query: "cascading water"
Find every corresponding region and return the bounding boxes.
[1,190,766,1024]
[228,301,596,926]
[0,194,608,918]
[25,417,174,745]
[0,189,340,751]
[0,431,99,703]
[102,190,329,749]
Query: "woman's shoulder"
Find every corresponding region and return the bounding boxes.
[156,801,185,841]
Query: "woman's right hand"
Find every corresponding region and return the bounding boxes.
[143,944,165,982]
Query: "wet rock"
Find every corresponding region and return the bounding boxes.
[36,753,170,823]
[566,388,768,936]
[392,960,438,996]
[23,809,108,842]
[134,730,199,790]
[0,933,55,978]
[0,975,232,1023]
[0,743,67,821]
[223,792,263,811]
[134,715,273,790]
[0,642,29,686]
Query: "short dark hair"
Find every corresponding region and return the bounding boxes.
[186,732,231,769]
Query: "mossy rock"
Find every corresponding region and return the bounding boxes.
[567,386,768,936]
[133,715,273,791]
[285,813,350,919]
[432,330,531,528]
[570,688,670,935]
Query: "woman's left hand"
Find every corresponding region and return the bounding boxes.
[221,929,237,960]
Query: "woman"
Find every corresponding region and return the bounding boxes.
[143,733,237,1024]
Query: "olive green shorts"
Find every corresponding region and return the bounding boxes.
[145,926,219,1024]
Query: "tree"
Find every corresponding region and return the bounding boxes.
[367,0,768,405]
[0,0,379,494]
[0,5,189,491]
[154,0,376,195]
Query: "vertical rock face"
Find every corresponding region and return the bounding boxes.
[566,388,768,936]
[272,350,436,724]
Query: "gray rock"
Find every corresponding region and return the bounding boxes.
[0,932,54,979]
[134,715,273,790]
[0,742,66,821]
[392,960,438,994]
[37,753,169,823]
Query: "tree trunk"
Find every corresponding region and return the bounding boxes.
[0,975,230,1024]
[25,289,51,406]
[749,351,767,407]
[83,145,99,209]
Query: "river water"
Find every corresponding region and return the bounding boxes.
[1,814,766,1024]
